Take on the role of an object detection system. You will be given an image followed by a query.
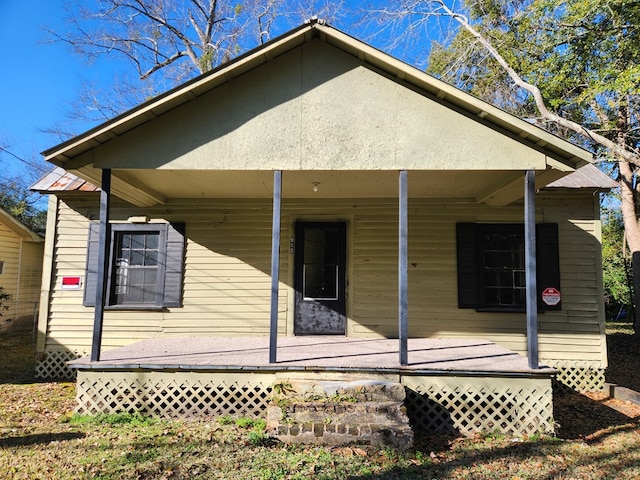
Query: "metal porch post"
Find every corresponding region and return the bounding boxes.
[525,169,539,369]
[269,170,282,363]
[399,170,408,365]
[90,168,111,362]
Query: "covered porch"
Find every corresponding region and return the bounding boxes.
[70,336,556,436]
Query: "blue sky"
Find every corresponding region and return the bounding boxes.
[0,1,441,184]
[0,2,124,180]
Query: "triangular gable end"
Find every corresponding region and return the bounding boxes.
[0,207,42,242]
[44,20,591,174]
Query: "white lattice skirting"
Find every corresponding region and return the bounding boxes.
[76,371,275,418]
[35,349,83,380]
[403,376,554,436]
[75,369,555,437]
[545,360,606,392]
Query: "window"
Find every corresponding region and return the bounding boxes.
[112,231,161,306]
[456,223,561,312]
[482,230,526,309]
[84,222,185,309]
[0,261,4,275]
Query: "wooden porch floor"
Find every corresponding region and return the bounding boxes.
[71,337,554,377]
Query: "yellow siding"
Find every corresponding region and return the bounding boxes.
[18,241,44,302]
[0,222,20,297]
[0,221,43,310]
[44,193,605,366]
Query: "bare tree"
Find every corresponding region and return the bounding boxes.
[47,0,350,129]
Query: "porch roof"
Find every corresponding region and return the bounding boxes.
[69,336,556,378]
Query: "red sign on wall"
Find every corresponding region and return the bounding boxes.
[61,276,82,290]
[541,287,561,306]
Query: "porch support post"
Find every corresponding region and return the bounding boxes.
[90,168,111,362]
[269,170,282,364]
[524,169,539,369]
[399,170,408,366]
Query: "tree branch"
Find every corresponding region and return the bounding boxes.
[431,0,640,165]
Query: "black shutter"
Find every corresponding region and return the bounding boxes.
[456,223,478,308]
[536,223,561,311]
[162,222,185,307]
[83,222,100,307]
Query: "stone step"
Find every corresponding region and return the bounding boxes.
[266,379,414,450]
[272,401,409,426]
[270,420,414,449]
[278,379,406,403]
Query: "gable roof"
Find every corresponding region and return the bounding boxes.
[43,19,591,170]
[0,207,43,242]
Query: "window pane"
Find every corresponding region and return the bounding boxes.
[514,288,526,305]
[498,271,512,287]
[304,265,338,300]
[111,231,161,306]
[484,288,499,306]
[130,234,146,250]
[500,288,513,305]
[145,250,158,266]
[130,250,145,266]
[482,231,525,308]
[146,233,159,249]
[304,229,338,264]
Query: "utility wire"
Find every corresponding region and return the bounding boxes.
[0,146,49,174]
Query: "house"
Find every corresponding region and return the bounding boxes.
[33,20,615,435]
[0,206,43,328]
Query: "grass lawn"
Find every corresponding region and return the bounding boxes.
[1,319,640,479]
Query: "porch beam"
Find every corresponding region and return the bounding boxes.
[399,170,408,366]
[71,166,166,208]
[524,170,539,369]
[269,170,282,364]
[90,168,111,362]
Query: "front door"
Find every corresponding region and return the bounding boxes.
[294,222,346,335]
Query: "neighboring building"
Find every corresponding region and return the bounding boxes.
[0,207,43,326]
[32,21,615,430]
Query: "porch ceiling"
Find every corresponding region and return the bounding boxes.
[103,169,554,204]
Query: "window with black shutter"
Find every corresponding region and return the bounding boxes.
[456,223,561,312]
[83,222,185,309]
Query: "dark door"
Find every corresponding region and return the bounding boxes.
[294,222,346,335]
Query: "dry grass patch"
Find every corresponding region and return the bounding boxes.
[2,323,640,478]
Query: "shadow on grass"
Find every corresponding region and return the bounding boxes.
[0,431,85,448]
[0,320,37,384]
[607,328,640,393]
[346,390,640,479]
[554,389,639,441]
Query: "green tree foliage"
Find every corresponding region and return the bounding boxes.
[602,211,632,319]
[0,177,46,237]
[426,0,640,152]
